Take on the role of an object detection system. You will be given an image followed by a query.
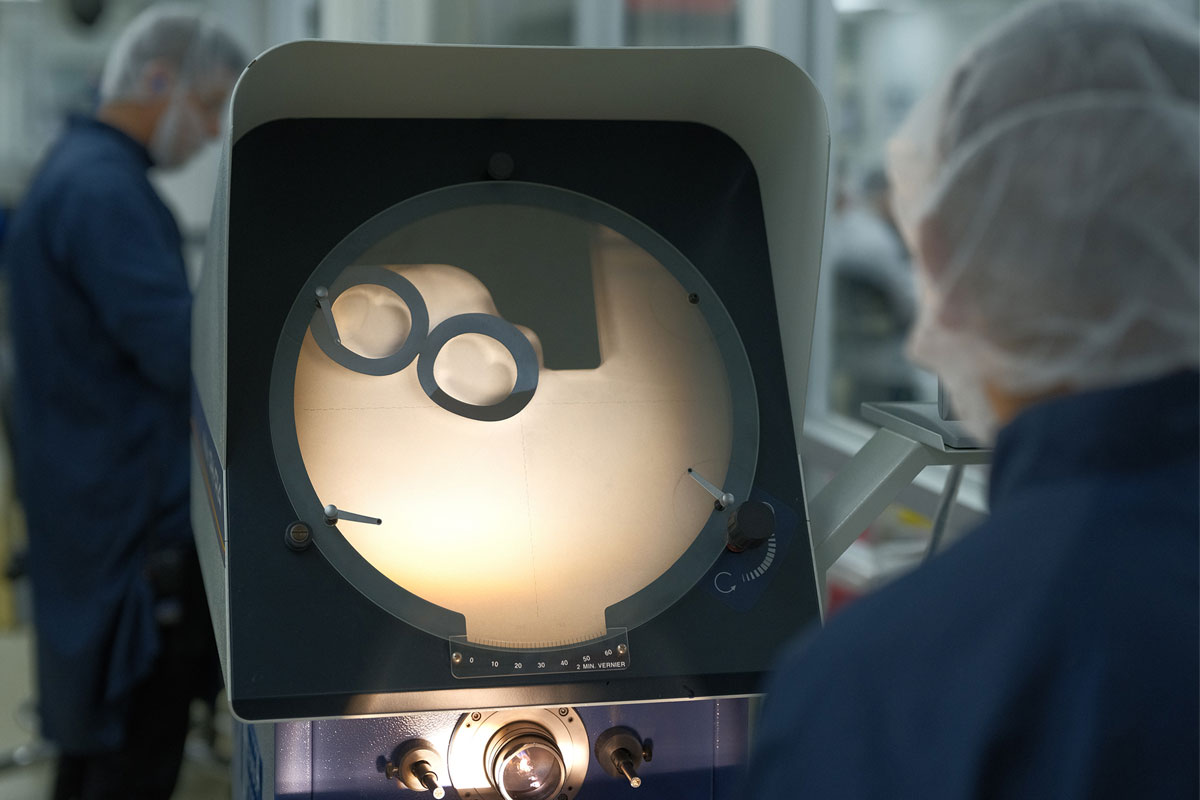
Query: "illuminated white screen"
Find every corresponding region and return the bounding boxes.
[293,224,733,647]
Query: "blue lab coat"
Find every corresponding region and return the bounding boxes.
[3,116,192,751]
[744,370,1199,799]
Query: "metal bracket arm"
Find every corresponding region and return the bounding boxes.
[808,428,989,574]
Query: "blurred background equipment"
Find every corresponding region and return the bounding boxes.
[828,166,932,417]
[66,0,107,28]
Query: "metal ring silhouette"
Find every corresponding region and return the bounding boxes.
[417,312,539,422]
[310,265,429,376]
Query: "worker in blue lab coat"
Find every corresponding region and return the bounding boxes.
[745,1,1199,798]
[1,7,245,799]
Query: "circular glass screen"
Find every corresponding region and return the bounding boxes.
[271,182,756,648]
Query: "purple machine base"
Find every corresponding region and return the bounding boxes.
[233,698,753,800]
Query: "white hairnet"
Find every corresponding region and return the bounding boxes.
[887,0,1199,438]
[99,3,246,103]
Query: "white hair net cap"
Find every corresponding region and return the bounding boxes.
[887,0,1199,439]
[99,3,246,103]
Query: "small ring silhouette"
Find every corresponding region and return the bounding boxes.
[417,313,539,422]
[310,266,429,376]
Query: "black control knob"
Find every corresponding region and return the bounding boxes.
[725,500,775,552]
[386,739,446,798]
[595,726,647,789]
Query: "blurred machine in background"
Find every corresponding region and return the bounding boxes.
[191,41,830,799]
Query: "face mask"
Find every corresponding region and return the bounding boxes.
[148,91,207,169]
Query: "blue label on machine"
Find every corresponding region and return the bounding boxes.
[704,488,799,612]
[232,720,263,800]
[190,380,227,565]
[244,724,263,800]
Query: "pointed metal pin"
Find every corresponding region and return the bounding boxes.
[687,468,735,510]
[315,286,341,344]
[323,504,382,526]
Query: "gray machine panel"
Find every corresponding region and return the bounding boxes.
[191,42,829,728]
